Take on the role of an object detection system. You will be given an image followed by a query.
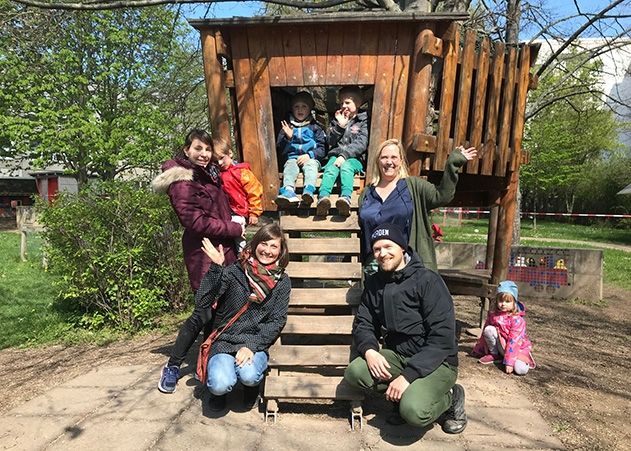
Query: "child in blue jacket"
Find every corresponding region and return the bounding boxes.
[275,91,326,208]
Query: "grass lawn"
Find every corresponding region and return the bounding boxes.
[0,232,128,349]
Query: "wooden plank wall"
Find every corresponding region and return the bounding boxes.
[406,25,536,179]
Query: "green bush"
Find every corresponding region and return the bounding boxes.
[39,180,190,330]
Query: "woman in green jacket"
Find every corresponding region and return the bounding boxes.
[358,139,477,274]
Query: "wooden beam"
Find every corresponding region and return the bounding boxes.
[480,42,505,176]
[452,29,476,155]
[468,37,490,174]
[201,30,231,145]
[283,26,304,86]
[268,344,353,366]
[263,375,363,400]
[283,315,355,334]
[286,261,362,280]
[290,287,362,306]
[300,25,319,86]
[495,46,518,177]
[286,237,360,254]
[435,23,460,171]
[510,45,531,172]
[421,32,443,57]
[491,171,518,284]
[403,24,435,175]
[280,213,360,232]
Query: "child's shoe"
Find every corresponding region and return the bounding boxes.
[478,354,501,365]
[335,195,351,217]
[316,196,331,217]
[301,185,316,206]
[157,365,180,394]
[275,187,300,209]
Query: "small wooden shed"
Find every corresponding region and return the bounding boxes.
[190,12,538,424]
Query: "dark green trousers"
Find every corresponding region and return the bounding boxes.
[344,348,457,427]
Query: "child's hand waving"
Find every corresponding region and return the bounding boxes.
[201,237,225,266]
[281,120,293,139]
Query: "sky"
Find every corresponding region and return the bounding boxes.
[183,0,630,41]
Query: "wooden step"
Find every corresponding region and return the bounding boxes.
[287,237,360,255]
[286,261,362,280]
[287,173,365,190]
[264,374,363,400]
[290,287,362,306]
[283,315,354,334]
[280,213,359,232]
[268,344,353,366]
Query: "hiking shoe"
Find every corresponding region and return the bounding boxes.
[441,384,467,434]
[478,354,501,365]
[208,393,228,412]
[335,195,351,217]
[275,187,300,209]
[316,196,331,217]
[302,185,316,206]
[157,365,180,394]
[242,384,261,410]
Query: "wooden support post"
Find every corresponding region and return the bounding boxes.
[20,230,27,262]
[201,30,231,145]
[403,25,435,174]
[485,192,500,270]
[491,172,519,284]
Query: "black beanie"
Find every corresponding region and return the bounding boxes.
[370,223,408,250]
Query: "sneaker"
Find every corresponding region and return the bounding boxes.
[242,384,261,410]
[441,384,467,434]
[478,354,501,365]
[275,187,300,209]
[316,196,331,217]
[157,365,180,394]
[335,195,351,217]
[208,393,227,412]
[302,185,316,206]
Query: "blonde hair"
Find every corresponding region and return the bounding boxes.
[213,139,232,157]
[369,139,410,186]
[494,292,519,314]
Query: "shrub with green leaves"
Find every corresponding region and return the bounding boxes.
[39,180,190,330]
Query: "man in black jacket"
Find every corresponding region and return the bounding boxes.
[344,223,467,434]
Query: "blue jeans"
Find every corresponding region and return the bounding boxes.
[206,352,269,395]
[282,158,320,189]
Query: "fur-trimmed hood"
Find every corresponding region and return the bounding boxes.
[151,164,193,194]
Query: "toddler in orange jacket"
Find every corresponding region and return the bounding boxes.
[213,139,263,250]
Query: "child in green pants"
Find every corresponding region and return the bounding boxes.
[316,86,369,217]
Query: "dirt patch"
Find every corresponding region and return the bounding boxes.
[1,286,629,450]
[455,284,631,451]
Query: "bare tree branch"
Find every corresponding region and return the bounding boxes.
[535,0,626,77]
[11,0,357,11]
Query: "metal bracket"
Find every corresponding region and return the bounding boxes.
[350,402,363,431]
[265,399,278,424]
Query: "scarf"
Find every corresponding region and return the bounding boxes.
[240,255,284,303]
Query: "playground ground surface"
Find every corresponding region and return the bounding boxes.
[1,283,629,450]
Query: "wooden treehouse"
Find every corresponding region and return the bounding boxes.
[190,12,539,426]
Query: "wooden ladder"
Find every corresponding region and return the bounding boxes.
[263,178,365,429]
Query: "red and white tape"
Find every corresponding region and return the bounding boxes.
[437,208,631,219]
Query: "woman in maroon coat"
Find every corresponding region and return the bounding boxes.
[152,130,244,393]
[152,129,244,291]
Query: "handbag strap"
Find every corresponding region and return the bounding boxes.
[211,301,250,342]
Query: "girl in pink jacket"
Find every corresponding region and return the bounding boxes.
[472,281,536,375]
